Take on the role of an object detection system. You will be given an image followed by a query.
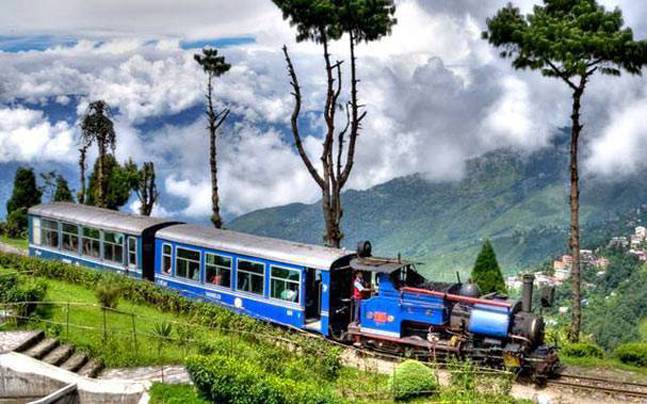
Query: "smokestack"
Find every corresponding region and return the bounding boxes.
[522,274,535,313]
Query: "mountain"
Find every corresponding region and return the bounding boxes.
[229,134,647,280]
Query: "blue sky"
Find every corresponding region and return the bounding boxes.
[1,0,647,221]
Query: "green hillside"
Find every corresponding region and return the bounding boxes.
[229,135,647,280]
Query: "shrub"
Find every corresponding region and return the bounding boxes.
[389,360,439,401]
[95,277,122,309]
[186,354,340,404]
[561,342,604,359]
[614,343,647,367]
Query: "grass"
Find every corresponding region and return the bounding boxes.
[0,235,28,250]
[149,383,208,404]
[639,317,647,341]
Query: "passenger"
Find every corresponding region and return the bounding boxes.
[353,271,368,323]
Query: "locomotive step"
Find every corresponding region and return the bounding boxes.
[23,337,59,359]
[77,359,104,378]
[61,352,89,373]
[42,344,74,366]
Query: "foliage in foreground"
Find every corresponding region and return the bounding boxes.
[389,360,438,401]
[614,343,647,367]
[560,342,604,359]
[0,271,47,319]
[186,354,340,404]
[149,383,208,404]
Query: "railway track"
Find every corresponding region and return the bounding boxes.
[549,372,647,400]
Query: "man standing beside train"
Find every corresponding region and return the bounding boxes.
[353,271,368,323]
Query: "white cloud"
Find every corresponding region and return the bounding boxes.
[0,107,75,163]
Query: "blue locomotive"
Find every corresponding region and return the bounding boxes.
[27,202,558,377]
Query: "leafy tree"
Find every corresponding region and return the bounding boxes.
[471,240,506,294]
[274,0,396,247]
[134,161,159,216]
[39,171,58,202]
[7,167,42,216]
[483,0,647,342]
[80,100,117,208]
[194,48,231,228]
[86,155,137,210]
[53,175,74,202]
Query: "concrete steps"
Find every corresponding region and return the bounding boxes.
[12,331,103,379]
[77,359,104,378]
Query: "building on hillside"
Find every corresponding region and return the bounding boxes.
[636,226,647,240]
[580,249,594,263]
[608,236,629,249]
[554,268,570,281]
[629,250,647,262]
[630,234,643,248]
[593,257,609,270]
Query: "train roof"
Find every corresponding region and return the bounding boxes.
[157,223,354,270]
[28,202,178,235]
[350,257,413,273]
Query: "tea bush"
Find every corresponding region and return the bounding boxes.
[186,354,340,404]
[614,343,647,367]
[95,276,122,309]
[561,342,604,359]
[389,360,438,401]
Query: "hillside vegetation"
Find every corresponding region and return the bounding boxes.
[231,134,647,279]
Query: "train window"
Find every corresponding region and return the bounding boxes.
[41,219,59,249]
[82,227,101,258]
[161,244,172,275]
[237,260,264,296]
[205,253,231,288]
[128,237,137,268]
[103,231,125,264]
[32,218,41,245]
[61,223,79,253]
[176,247,201,282]
[270,266,300,304]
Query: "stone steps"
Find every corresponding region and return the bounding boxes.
[23,337,59,359]
[13,331,103,378]
[78,359,104,378]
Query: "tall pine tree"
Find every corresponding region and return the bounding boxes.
[471,240,506,294]
[54,175,74,202]
[5,167,42,237]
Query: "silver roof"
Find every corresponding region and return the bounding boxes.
[157,224,353,270]
[28,202,177,235]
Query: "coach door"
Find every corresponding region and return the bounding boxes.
[305,268,322,325]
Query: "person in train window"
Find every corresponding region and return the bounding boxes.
[353,271,369,322]
[210,274,222,285]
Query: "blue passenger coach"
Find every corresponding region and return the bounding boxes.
[154,224,354,335]
[28,203,179,279]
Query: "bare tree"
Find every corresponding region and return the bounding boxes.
[136,161,159,216]
[194,48,231,229]
[78,146,89,204]
[275,0,396,247]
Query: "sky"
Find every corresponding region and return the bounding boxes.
[1,0,647,220]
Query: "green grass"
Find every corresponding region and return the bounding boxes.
[149,383,208,404]
[639,317,647,341]
[0,235,28,250]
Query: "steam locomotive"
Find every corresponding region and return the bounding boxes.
[27,202,559,378]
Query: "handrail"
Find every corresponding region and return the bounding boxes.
[401,287,512,308]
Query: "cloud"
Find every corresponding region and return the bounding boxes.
[0,107,75,163]
[1,0,647,220]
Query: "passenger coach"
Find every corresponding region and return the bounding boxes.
[27,203,179,279]
[154,224,354,335]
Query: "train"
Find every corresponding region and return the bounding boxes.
[27,202,559,378]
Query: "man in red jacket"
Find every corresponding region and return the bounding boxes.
[353,271,368,323]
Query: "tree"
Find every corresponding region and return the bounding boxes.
[80,100,117,208]
[6,167,42,238]
[86,155,137,210]
[54,175,74,202]
[135,161,159,216]
[483,0,647,342]
[78,146,88,204]
[471,240,506,295]
[274,0,396,247]
[194,48,231,229]
[39,171,58,202]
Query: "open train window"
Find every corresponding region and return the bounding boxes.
[237,259,265,296]
[270,266,300,304]
[61,223,79,254]
[103,231,125,264]
[205,253,232,288]
[176,247,201,282]
[41,219,59,249]
[82,227,101,258]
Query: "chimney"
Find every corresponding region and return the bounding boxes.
[522,274,535,313]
